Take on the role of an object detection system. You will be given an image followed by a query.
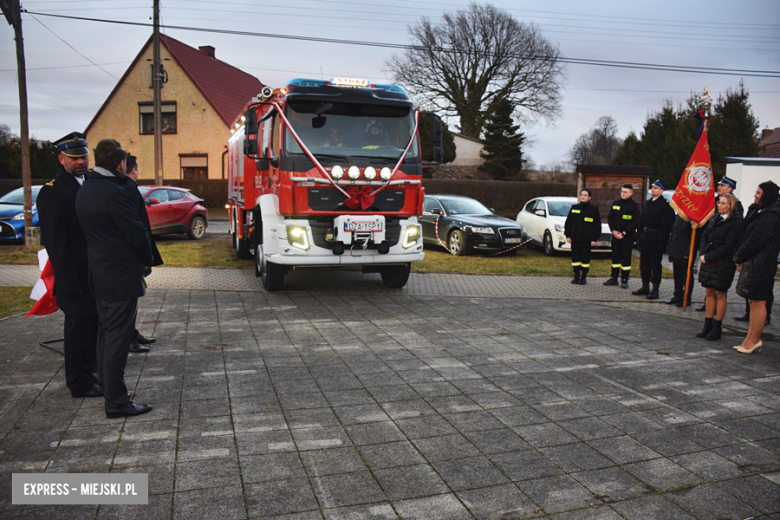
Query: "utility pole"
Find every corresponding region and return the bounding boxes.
[1,0,38,247]
[152,0,163,186]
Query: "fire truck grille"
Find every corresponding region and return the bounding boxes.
[308,188,405,212]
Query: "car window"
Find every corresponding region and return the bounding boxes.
[0,186,42,205]
[532,200,545,213]
[547,201,574,217]
[169,190,185,201]
[149,189,169,202]
[423,198,441,214]
[440,198,491,215]
[524,199,537,213]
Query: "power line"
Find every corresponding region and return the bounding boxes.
[22,10,780,78]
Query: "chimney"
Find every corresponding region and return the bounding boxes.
[762,127,774,140]
[199,45,215,58]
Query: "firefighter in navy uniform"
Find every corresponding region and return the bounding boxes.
[633,180,675,300]
[604,184,641,288]
[36,132,101,398]
[564,188,602,285]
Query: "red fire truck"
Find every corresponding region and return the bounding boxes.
[227,77,442,291]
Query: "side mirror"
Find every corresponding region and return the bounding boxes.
[431,208,442,215]
[535,210,546,217]
[489,208,496,214]
[433,116,443,144]
[245,107,258,135]
[270,157,279,168]
[148,198,160,205]
[244,138,258,156]
[432,146,443,163]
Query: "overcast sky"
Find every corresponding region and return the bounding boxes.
[1,0,779,169]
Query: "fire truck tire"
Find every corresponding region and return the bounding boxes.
[257,244,285,291]
[448,229,468,256]
[380,263,411,288]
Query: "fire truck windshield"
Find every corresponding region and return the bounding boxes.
[284,101,419,161]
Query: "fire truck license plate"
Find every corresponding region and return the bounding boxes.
[504,238,523,244]
[345,221,382,232]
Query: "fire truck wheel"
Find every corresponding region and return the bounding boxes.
[380,263,411,288]
[448,229,468,256]
[187,216,207,240]
[257,244,285,291]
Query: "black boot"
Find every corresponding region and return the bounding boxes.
[632,284,650,296]
[620,278,629,289]
[696,317,713,338]
[696,304,706,312]
[705,320,722,341]
[734,312,750,322]
[646,283,660,300]
[578,271,588,285]
[603,278,618,286]
[571,267,580,284]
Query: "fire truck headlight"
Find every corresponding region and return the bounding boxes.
[402,225,421,249]
[330,165,344,180]
[286,225,310,250]
[380,167,392,181]
[364,166,377,180]
[347,166,360,180]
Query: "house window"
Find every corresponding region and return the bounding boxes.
[139,102,177,134]
[180,155,208,179]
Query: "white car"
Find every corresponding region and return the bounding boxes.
[516,196,612,255]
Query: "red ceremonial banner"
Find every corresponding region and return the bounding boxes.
[669,112,716,224]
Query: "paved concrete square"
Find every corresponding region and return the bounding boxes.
[1,268,779,519]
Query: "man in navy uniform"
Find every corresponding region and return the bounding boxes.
[76,139,154,418]
[604,184,640,288]
[36,132,101,399]
[633,180,675,300]
[564,188,601,285]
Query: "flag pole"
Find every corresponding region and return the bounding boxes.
[682,227,697,308]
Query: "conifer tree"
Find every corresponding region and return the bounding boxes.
[478,98,525,181]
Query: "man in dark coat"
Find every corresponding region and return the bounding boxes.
[666,215,701,306]
[633,180,675,300]
[36,132,102,399]
[604,184,640,288]
[564,188,601,285]
[123,154,163,353]
[75,139,154,419]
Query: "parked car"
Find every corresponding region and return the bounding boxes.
[138,186,208,240]
[0,186,42,241]
[419,194,527,256]
[516,196,612,256]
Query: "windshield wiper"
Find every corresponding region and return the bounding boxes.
[313,153,348,162]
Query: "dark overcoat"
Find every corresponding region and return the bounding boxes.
[635,196,675,252]
[35,166,97,316]
[697,212,743,292]
[734,202,780,301]
[75,169,154,300]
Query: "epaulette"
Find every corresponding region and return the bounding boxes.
[44,177,57,187]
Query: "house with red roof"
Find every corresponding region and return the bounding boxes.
[759,127,780,158]
[85,35,264,180]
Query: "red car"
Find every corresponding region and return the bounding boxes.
[138,186,208,240]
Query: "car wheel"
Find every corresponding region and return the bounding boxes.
[448,229,467,256]
[380,263,411,288]
[543,232,555,256]
[187,215,206,240]
[258,244,285,291]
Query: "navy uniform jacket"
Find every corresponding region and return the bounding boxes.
[564,202,601,242]
[36,166,97,316]
[123,178,163,267]
[607,197,640,237]
[636,196,675,251]
[75,169,154,300]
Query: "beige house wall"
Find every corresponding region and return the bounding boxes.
[450,134,484,166]
[85,45,230,180]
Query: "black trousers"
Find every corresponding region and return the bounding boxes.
[571,241,592,273]
[63,313,98,394]
[672,262,695,301]
[610,237,634,280]
[96,298,138,410]
[640,249,664,285]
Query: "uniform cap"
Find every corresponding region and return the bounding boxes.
[652,179,665,190]
[718,176,736,190]
[54,132,89,157]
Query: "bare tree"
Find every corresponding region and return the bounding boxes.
[386,3,565,139]
[0,124,17,145]
[568,116,622,166]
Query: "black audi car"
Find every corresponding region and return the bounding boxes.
[420,195,528,256]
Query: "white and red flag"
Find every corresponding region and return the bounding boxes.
[26,249,59,318]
